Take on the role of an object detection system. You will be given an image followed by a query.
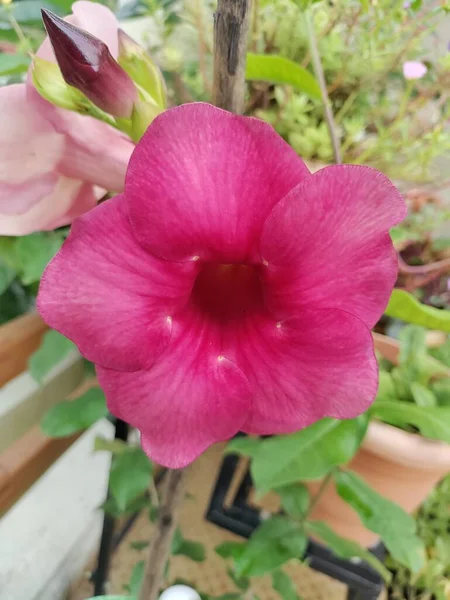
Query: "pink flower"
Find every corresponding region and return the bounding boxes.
[402,61,427,80]
[38,104,406,468]
[0,2,134,236]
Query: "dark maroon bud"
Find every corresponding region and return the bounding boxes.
[41,9,137,118]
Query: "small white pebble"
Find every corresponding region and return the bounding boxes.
[159,584,201,600]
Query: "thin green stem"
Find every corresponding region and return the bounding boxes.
[304,470,334,521]
[304,10,342,164]
[7,9,31,52]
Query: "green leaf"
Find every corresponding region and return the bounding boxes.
[94,436,130,454]
[171,528,206,562]
[41,388,108,438]
[370,401,450,442]
[0,1,60,25]
[101,493,150,518]
[246,53,321,100]
[29,329,76,383]
[375,371,396,401]
[0,261,14,295]
[305,521,391,582]
[431,379,450,406]
[109,448,152,511]
[225,436,262,457]
[272,569,302,600]
[234,516,307,577]
[215,541,246,560]
[410,382,437,407]
[0,236,18,270]
[227,566,250,591]
[385,290,450,333]
[276,483,309,519]
[334,470,425,572]
[15,231,65,285]
[251,416,368,494]
[0,53,30,75]
[399,325,426,367]
[128,560,144,596]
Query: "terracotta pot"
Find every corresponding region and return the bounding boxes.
[307,333,450,547]
[0,313,47,388]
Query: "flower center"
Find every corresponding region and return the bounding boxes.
[191,263,264,322]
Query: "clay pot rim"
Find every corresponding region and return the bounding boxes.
[368,332,450,469]
[364,420,450,470]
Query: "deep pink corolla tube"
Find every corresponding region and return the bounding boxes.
[38,103,406,468]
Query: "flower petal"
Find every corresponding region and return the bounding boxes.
[0,175,91,236]
[38,195,196,370]
[126,103,309,262]
[236,308,378,434]
[261,165,406,328]
[97,308,252,467]
[58,122,134,191]
[0,84,64,186]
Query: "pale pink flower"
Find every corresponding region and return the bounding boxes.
[38,104,406,468]
[0,2,134,236]
[402,61,428,80]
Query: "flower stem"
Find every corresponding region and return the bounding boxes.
[304,10,342,165]
[304,470,334,520]
[138,468,187,600]
[213,0,252,113]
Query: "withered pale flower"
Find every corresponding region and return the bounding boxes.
[0,1,134,235]
[38,104,406,467]
[402,60,427,80]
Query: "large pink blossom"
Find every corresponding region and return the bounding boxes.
[0,2,133,236]
[38,104,406,467]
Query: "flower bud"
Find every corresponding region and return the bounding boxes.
[41,9,137,118]
[32,56,86,112]
[118,29,166,109]
[130,98,162,142]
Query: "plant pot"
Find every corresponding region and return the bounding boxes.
[307,333,450,547]
[0,312,47,388]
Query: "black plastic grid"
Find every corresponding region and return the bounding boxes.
[206,452,386,600]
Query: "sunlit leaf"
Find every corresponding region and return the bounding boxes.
[385,290,450,333]
[234,516,307,577]
[246,53,321,99]
[370,401,450,442]
[272,569,302,600]
[334,470,425,572]
[29,329,76,382]
[225,436,262,457]
[276,483,309,519]
[109,447,153,511]
[41,388,108,437]
[305,521,391,581]
[251,416,368,494]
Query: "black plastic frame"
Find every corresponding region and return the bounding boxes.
[206,453,386,600]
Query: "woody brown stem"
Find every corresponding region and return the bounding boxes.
[137,468,186,600]
[212,0,252,113]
